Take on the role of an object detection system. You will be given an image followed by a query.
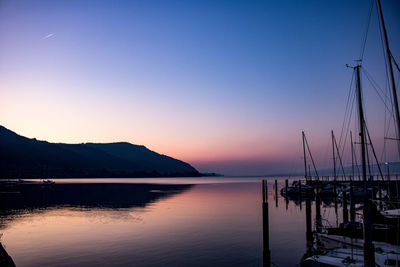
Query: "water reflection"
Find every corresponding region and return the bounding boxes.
[0,178,348,267]
[1,182,265,267]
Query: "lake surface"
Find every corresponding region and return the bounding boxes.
[0,177,342,266]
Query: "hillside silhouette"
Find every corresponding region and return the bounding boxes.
[0,126,200,178]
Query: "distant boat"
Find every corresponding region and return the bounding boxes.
[281,180,314,196]
[40,179,55,188]
[41,179,55,185]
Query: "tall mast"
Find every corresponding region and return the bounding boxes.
[302,131,307,181]
[356,66,367,195]
[376,0,400,159]
[355,65,375,266]
[331,130,337,182]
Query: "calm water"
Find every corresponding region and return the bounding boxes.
[0,177,342,266]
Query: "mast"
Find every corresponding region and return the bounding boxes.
[376,0,400,159]
[331,130,337,181]
[355,65,375,266]
[356,66,367,194]
[351,131,354,181]
[302,131,308,181]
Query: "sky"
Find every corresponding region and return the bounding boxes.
[0,0,400,176]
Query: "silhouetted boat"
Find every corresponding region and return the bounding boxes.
[319,184,337,197]
[301,247,400,267]
[41,179,55,185]
[381,209,400,219]
[281,180,314,197]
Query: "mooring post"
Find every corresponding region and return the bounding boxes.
[298,180,302,210]
[285,179,289,210]
[378,180,382,200]
[334,180,337,199]
[306,198,312,242]
[343,186,349,224]
[378,180,383,210]
[363,199,375,267]
[298,179,301,193]
[262,180,271,267]
[315,181,322,233]
[350,180,355,222]
[275,179,278,208]
[334,183,338,225]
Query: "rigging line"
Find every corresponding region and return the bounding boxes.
[365,124,385,180]
[340,96,354,167]
[391,51,400,73]
[362,68,395,116]
[383,75,395,142]
[382,69,389,162]
[340,71,357,162]
[362,67,387,95]
[339,71,355,149]
[340,81,357,160]
[304,135,319,179]
[365,134,372,180]
[334,133,346,177]
[376,4,398,143]
[397,70,400,91]
[383,103,395,155]
[339,70,357,164]
[365,66,398,163]
[359,0,374,60]
[363,67,392,103]
[323,135,331,169]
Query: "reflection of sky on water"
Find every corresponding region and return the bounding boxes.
[0,178,344,266]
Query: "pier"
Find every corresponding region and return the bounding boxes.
[266,174,400,266]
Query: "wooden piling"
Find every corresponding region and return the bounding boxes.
[350,180,355,222]
[275,179,278,208]
[298,180,302,210]
[262,180,271,267]
[343,187,349,224]
[285,179,289,210]
[285,179,288,193]
[315,182,322,233]
[378,180,382,210]
[306,198,312,242]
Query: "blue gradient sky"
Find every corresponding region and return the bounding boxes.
[1,0,400,175]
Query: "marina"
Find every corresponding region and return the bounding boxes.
[0,0,399,266]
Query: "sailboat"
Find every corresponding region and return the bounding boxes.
[301,0,400,266]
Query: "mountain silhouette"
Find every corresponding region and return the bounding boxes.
[0,126,200,178]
